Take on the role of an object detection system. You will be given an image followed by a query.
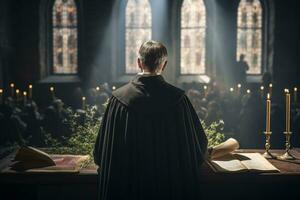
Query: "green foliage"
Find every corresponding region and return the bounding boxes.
[45,104,225,158]
[201,120,225,148]
[45,105,101,156]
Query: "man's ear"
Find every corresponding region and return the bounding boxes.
[162,61,167,71]
[137,58,143,71]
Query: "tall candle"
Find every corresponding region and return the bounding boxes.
[203,85,208,97]
[269,83,273,98]
[285,93,291,132]
[294,87,298,105]
[82,96,86,110]
[237,84,241,95]
[23,91,27,106]
[50,86,55,99]
[260,86,264,98]
[16,89,20,102]
[0,89,3,104]
[10,83,15,97]
[29,84,33,100]
[266,93,271,132]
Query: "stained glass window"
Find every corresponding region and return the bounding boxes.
[52,0,78,74]
[237,0,262,74]
[125,0,152,74]
[181,0,206,74]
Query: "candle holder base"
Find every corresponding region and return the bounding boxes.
[277,132,294,160]
[263,131,273,159]
[277,151,295,160]
[262,151,274,159]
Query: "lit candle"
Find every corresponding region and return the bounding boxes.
[285,92,291,133]
[23,91,27,106]
[10,83,15,97]
[269,83,273,98]
[82,96,86,110]
[247,89,251,94]
[230,87,234,93]
[112,86,116,91]
[237,83,241,95]
[50,86,55,99]
[16,89,20,102]
[266,93,271,132]
[96,86,100,92]
[203,85,208,97]
[0,89,3,104]
[29,84,33,100]
[260,86,264,98]
[294,87,298,105]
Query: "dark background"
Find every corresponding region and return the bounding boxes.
[0,0,299,105]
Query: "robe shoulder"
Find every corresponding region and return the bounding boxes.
[112,75,185,112]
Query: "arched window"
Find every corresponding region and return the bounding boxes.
[237,0,262,74]
[181,0,206,74]
[125,0,152,74]
[52,0,78,74]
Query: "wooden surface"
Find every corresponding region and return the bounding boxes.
[1,149,300,200]
[1,149,300,184]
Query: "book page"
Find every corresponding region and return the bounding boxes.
[209,154,247,173]
[235,153,279,172]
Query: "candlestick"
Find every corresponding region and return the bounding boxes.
[82,96,86,110]
[10,83,15,97]
[285,93,291,133]
[260,86,264,98]
[50,86,55,100]
[263,93,273,159]
[266,93,271,132]
[23,91,27,106]
[237,84,241,95]
[29,84,33,100]
[16,89,20,102]
[294,87,298,105]
[203,85,208,97]
[0,89,3,104]
[269,83,273,98]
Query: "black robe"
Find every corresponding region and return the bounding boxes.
[94,74,208,200]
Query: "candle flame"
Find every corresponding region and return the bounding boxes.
[23,91,27,96]
[16,89,20,94]
[29,84,33,89]
[96,86,100,91]
[230,88,234,92]
[112,86,116,90]
[295,87,298,92]
[269,83,273,88]
[260,86,264,90]
[247,89,251,94]
[203,85,207,90]
[10,83,15,88]
[0,89,3,93]
[50,87,54,91]
[237,84,241,88]
[82,96,86,101]
[284,89,289,93]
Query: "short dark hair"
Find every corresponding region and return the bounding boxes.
[138,40,168,72]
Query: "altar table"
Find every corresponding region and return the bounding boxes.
[1,149,300,200]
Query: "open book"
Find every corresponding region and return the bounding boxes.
[207,138,280,173]
[9,146,90,173]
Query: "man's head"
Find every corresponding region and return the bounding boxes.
[138,40,168,74]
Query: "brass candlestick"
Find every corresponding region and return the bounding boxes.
[263,131,274,159]
[278,132,295,160]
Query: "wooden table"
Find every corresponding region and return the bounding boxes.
[1,149,300,200]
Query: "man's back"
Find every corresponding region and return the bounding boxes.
[94,74,208,200]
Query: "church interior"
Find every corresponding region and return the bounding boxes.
[1,0,300,199]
